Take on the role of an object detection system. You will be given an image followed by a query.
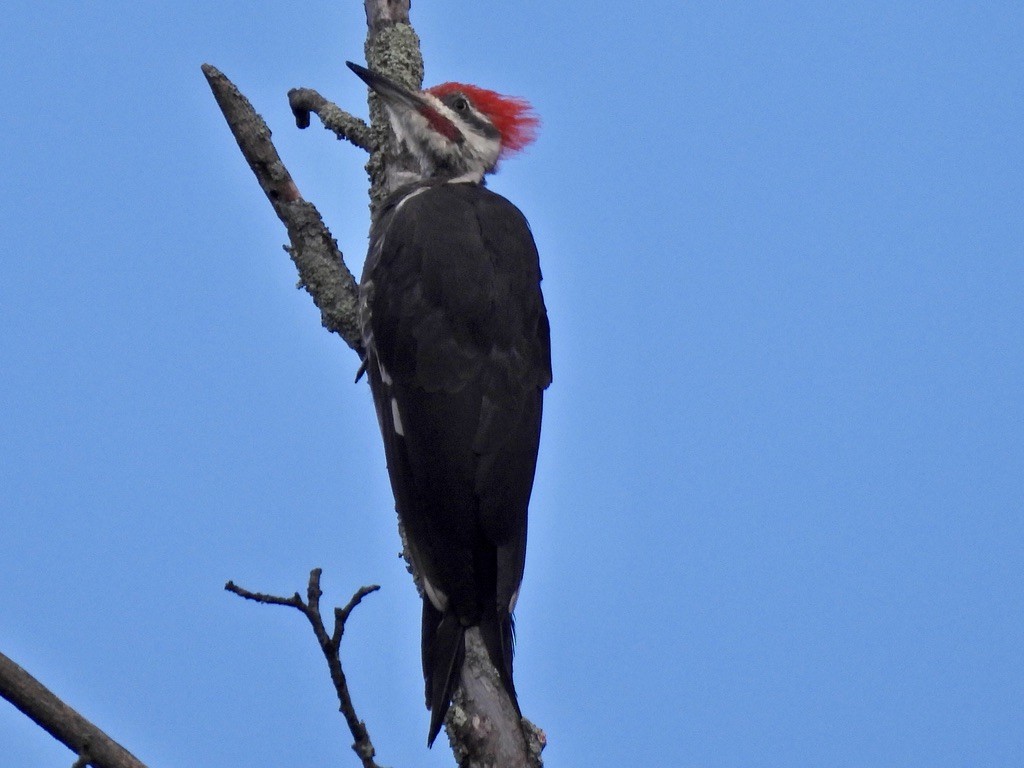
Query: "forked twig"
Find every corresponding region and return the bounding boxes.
[226,570,383,768]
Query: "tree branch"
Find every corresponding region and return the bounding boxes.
[361,0,425,215]
[226,570,383,768]
[0,651,148,768]
[448,630,547,767]
[288,88,374,151]
[200,63,364,354]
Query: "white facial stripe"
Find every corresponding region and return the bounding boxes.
[389,92,500,180]
[463,120,500,168]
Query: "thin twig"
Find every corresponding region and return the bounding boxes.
[226,570,383,768]
[334,585,382,648]
[224,581,303,607]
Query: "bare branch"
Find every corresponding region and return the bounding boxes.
[363,0,411,28]
[0,651,148,768]
[288,88,374,151]
[361,0,424,214]
[200,63,364,354]
[226,570,383,768]
[334,585,382,648]
[444,629,545,767]
[224,580,303,608]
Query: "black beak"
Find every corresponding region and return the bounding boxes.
[346,61,423,111]
[347,61,462,144]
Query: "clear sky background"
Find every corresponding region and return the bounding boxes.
[2,2,1021,766]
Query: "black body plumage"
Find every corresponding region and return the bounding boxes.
[360,180,551,745]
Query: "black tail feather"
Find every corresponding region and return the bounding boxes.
[424,602,466,747]
[422,599,520,746]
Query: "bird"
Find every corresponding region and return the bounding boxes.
[347,60,551,746]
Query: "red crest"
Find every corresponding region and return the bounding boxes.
[427,82,540,158]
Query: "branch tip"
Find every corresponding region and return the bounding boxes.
[223,571,383,768]
[202,62,364,352]
[288,87,374,151]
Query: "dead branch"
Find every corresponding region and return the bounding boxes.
[226,570,383,768]
[200,63,364,354]
[448,630,547,767]
[288,87,375,150]
[0,650,148,768]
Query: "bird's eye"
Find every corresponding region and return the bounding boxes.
[453,97,468,112]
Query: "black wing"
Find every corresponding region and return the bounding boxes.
[363,181,550,613]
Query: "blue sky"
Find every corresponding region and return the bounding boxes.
[2,2,1022,766]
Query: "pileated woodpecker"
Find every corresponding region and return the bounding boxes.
[347,61,551,745]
